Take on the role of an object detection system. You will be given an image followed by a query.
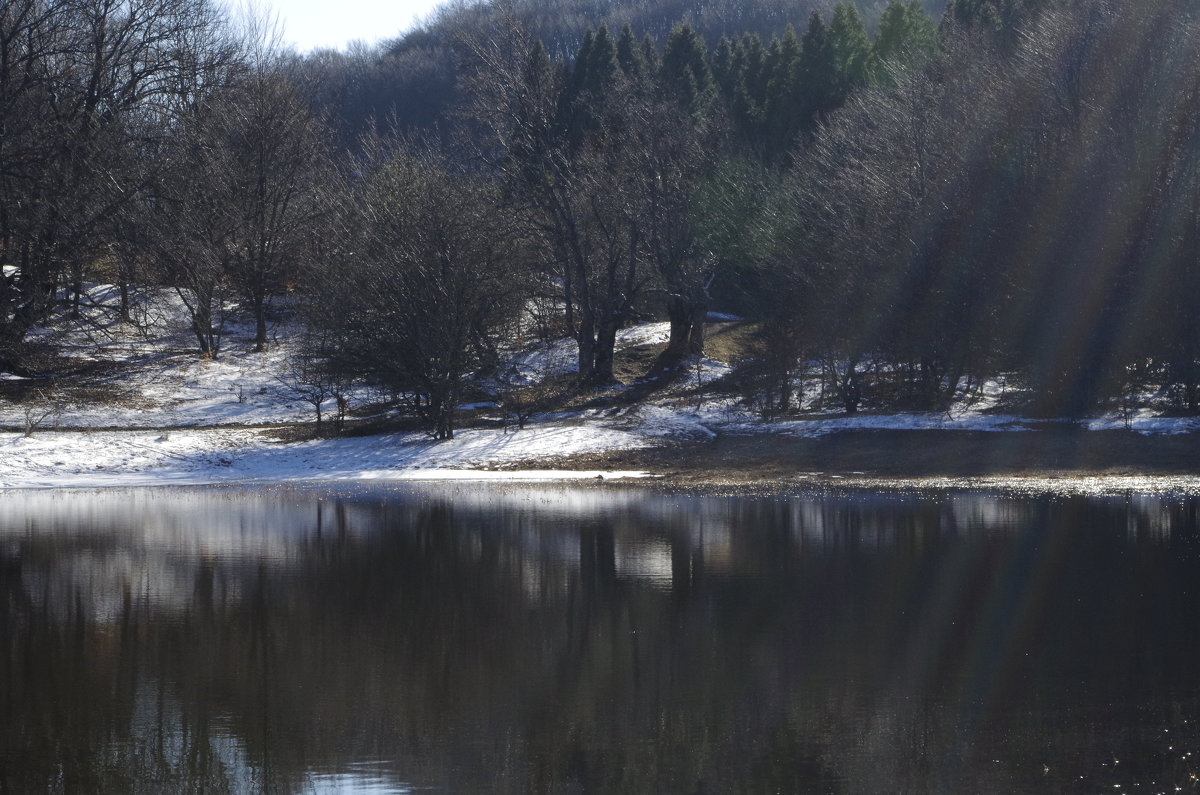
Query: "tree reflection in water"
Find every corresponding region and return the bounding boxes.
[3,485,1200,792]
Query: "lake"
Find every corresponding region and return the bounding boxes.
[2,483,1199,793]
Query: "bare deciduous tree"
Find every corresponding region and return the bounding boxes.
[0,0,236,372]
[459,19,648,384]
[324,146,526,440]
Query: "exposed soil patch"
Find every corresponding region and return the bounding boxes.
[511,427,1200,486]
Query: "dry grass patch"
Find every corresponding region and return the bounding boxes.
[702,321,760,365]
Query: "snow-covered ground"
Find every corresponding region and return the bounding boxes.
[0,426,654,488]
[0,288,674,488]
[3,284,1200,489]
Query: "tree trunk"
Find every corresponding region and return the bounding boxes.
[776,370,792,415]
[593,319,618,384]
[577,332,595,378]
[189,284,218,358]
[576,302,597,378]
[842,357,861,414]
[192,308,212,358]
[666,297,709,361]
[435,406,454,440]
[943,363,965,407]
[427,389,455,440]
[70,276,84,320]
[253,295,268,353]
[334,395,348,433]
[687,303,707,355]
[118,280,131,323]
[664,295,692,361]
[919,355,942,408]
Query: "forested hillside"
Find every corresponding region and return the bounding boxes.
[289,0,951,139]
[4,0,1198,439]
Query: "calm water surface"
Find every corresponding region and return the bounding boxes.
[3,483,1200,793]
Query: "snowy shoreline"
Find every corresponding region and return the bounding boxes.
[8,294,1200,491]
[7,417,1200,491]
[0,425,657,490]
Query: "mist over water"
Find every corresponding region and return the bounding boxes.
[3,484,1200,792]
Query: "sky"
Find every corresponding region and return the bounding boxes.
[250,0,450,53]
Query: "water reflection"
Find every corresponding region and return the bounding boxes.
[3,485,1200,792]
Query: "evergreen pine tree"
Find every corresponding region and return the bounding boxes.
[640,33,660,73]
[798,11,837,128]
[723,34,769,147]
[942,0,1042,46]
[567,26,620,149]
[571,28,596,98]
[713,35,737,97]
[616,24,644,78]
[584,25,619,96]
[829,3,875,93]
[740,33,768,113]
[875,0,938,66]
[944,0,1002,30]
[660,23,714,113]
[763,26,803,158]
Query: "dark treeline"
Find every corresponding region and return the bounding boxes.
[4,0,1200,437]
[287,0,950,145]
[762,0,1200,417]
